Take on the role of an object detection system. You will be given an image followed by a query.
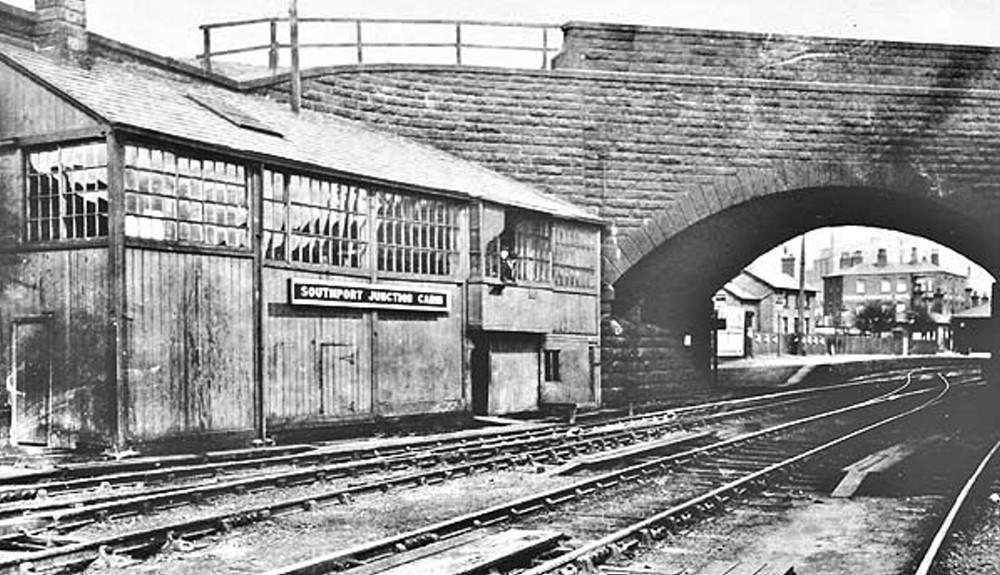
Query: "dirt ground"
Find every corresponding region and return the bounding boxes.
[82,468,578,574]
[621,494,941,575]
[934,489,1000,575]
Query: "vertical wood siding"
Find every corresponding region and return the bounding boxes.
[487,334,540,414]
[374,286,464,416]
[0,62,98,138]
[126,249,253,439]
[551,291,598,335]
[263,268,372,424]
[0,248,111,446]
[540,335,596,405]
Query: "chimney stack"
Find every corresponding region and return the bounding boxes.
[930,250,939,266]
[909,246,918,264]
[839,251,851,269]
[34,0,88,62]
[876,248,887,267]
[781,253,796,277]
[851,250,863,267]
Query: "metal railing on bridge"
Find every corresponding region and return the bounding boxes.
[197,17,563,75]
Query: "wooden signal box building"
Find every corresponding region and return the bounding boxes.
[0,1,602,450]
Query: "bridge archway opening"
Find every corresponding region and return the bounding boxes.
[604,186,997,404]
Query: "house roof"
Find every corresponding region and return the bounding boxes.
[722,279,764,302]
[0,41,600,224]
[824,261,965,279]
[952,302,991,319]
[743,269,819,293]
[726,272,771,301]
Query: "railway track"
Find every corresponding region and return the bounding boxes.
[911,432,1000,575]
[252,368,968,575]
[0,367,942,526]
[0,365,978,574]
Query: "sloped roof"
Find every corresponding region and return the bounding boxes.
[953,302,991,319]
[0,41,599,224]
[825,261,965,278]
[744,269,819,293]
[726,272,770,301]
[722,280,763,302]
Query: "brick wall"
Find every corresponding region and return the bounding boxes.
[253,22,1000,402]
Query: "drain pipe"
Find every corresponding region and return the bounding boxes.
[289,0,301,113]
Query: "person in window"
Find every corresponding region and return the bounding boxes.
[499,247,517,284]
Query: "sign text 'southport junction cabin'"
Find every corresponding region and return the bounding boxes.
[0,0,603,450]
[289,280,450,313]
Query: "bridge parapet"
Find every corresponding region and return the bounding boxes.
[555,21,1000,90]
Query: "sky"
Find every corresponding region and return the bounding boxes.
[7,0,997,290]
[8,0,1000,60]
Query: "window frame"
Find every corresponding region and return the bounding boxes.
[263,168,371,271]
[544,349,561,382]
[122,143,250,251]
[23,140,110,245]
[375,189,461,279]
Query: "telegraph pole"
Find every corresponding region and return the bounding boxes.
[289,0,302,113]
[797,234,807,355]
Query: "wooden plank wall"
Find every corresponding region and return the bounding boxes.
[550,291,598,335]
[540,334,596,405]
[0,248,111,447]
[0,61,98,138]
[375,286,464,416]
[487,334,540,414]
[126,248,254,439]
[264,268,465,424]
[263,268,373,425]
[0,151,22,246]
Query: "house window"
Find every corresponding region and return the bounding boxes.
[880,278,891,293]
[124,145,248,248]
[263,170,369,268]
[897,278,908,293]
[485,211,551,284]
[553,222,596,289]
[544,349,561,382]
[856,279,866,295]
[376,190,459,276]
[25,143,108,242]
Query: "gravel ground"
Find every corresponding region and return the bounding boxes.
[933,489,1000,574]
[619,494,942,575]
[82,469,580,574]
[30,390,914,574]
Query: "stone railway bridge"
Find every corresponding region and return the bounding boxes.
[248,22,1000,402]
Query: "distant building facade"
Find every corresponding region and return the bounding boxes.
[823,247,972,351]
[713,254,820,357]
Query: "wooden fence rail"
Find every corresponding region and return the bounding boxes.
[197,17,563,74]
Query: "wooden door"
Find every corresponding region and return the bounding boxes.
[10,317,53,445]
[317,337,369,416]
[487,334,540,415]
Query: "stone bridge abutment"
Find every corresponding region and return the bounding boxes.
[249,20,1000,403]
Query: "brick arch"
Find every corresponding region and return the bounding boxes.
[604,158,945,286]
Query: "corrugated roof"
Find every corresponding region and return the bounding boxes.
[0,41,600,224]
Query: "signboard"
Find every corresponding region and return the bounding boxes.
[714,306,746,358]
[289,279,450,314]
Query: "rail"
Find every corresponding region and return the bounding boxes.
[196,17,563,75]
